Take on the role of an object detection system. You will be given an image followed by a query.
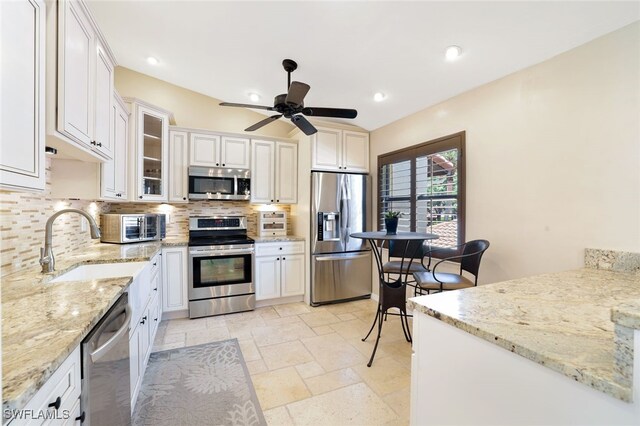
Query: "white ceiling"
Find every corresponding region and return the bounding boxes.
[87,1,639,131]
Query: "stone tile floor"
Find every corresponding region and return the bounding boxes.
[152,299,412,425]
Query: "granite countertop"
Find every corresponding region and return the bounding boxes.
[2,242,162,415]
[408,267,640,402]
[251,235,305,243]
[161,236,189,246]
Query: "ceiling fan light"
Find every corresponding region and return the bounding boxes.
[373,92,387,102]
[445,46,462,61]
[248,92,260,102]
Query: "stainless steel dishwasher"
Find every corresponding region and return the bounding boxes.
[81,293,132,425]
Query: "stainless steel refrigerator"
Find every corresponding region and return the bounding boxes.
[311,171,372,306]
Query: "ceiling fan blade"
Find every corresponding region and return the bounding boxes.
[291,115,317,136]
[285,81,310,106]
[220,102,274,111]
[301,107,357,119]
[245,114,283,132]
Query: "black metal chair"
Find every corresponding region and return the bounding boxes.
[413,239,490,295]
[382,239,429,288]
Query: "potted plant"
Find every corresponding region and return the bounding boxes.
[384,211,402,235]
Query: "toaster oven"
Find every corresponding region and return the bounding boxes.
[100,214,166,244]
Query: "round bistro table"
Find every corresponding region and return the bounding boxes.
[350,231,439,367]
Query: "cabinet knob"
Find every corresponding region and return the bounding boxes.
[153,262,157,266]
[90,141,96,146]
[76,412,86,423]
[283,257,286,260]
[279,247,282,250]
[96,142,102,147]
[48,396,61,410]
[271,200,274,203]
[139,196,143,199]
[216,163,220,166]
[154,317,158,322]
[153,287,158,291]
[276,257,279,261]
[183,197,187,200]
[222,163,225,166]
[276,199,279,203]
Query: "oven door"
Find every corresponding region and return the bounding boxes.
[188,247,254,300]
[121,216,143,242]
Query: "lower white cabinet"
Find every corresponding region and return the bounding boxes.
[129,252,162,410]
[255,242,305,301]
[161,247,188,313]
[15,347,81,426]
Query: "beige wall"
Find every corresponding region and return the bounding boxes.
[370,22,640,284]
[115,67,294,138]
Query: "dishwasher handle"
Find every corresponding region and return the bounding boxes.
[90,304,132,362]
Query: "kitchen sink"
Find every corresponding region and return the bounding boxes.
[49,262,148,283]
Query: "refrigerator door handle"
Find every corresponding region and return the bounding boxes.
[316,253,371,262]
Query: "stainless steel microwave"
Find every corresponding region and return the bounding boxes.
[188,166,250,201]
[100,214,166,244]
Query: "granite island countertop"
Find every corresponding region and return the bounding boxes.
[2,241,163,415]
[251,235,305,243]
[408,266,640,402]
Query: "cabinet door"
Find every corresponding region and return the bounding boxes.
[162,247,188,312]
[148,291,161,348]
[129,324,142,408]
[250,140,275,203]
[281,253,305,297]
[136,105,169,201]
[221,136,250,169]
[189,133,220,167]
[169,131,189,203]
[342,131,369,172]
[311,127,342,171]
[0,0,45,191]
[255,256,280,300]
[275,142,298,204]
[92,41,114,159]
[58,0,94,146]
[101,96,128,200]
[113,99,129,198]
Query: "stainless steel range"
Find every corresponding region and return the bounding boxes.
[188,216,255,319]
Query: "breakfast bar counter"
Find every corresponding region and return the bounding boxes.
[408,248,640,425]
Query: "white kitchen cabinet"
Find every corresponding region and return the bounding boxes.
[127,99,171,202]
[162,247,188,314]
[18,346,81,426]
[189,132,220,167]
[128,319,142,409]
[0,0,46,192]
[311,127,369,173]
[101,93,128,200]
[47,0,117,162]
[255,242,305,301]
[250,140,298,204]
[169,130,189,203]
[189,132,250,169]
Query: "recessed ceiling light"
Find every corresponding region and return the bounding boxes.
[373,92,387,102]
[248,92,260,102]
[147,56,159,65]
[445,46,462,61]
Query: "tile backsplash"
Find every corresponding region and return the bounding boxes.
[0,158,109,277]
[0,159,292,277]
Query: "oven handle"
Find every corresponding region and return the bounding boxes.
[189,248,255,256]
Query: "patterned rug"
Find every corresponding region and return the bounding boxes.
[133,339,266,426]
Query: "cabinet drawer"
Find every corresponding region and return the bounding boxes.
[21,347,81,426]
[149,252,161,278]
[255,241,304,256]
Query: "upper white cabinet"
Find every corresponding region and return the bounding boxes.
[101,93,128,200]
[189,131,250,169]
[0,0,46,192]
[47,0,117,162]
[251,140,297,204]
[311,127,369,173]
[127,99,171,202]
[169,130,189,203]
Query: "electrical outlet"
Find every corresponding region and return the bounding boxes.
[80,217,88,232]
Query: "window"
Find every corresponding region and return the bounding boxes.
[378,132,465,248]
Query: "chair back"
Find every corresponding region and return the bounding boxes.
[460,239,490,277]
[388,240,425,260]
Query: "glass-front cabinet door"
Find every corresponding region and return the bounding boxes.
[133,103,169,201]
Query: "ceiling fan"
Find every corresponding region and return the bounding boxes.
[219,59,358,136]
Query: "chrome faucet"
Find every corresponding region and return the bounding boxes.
[40,208,101,273]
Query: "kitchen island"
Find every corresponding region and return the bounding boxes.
[408,249,640,425]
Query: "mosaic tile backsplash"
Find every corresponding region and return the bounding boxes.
[0,157,291,277]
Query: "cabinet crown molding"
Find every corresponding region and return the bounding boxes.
[123,97,176,125]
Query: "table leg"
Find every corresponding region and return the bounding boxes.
[362,302,381,342]
[366,304,384,367]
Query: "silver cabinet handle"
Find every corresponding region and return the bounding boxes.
[90,304,132,362]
